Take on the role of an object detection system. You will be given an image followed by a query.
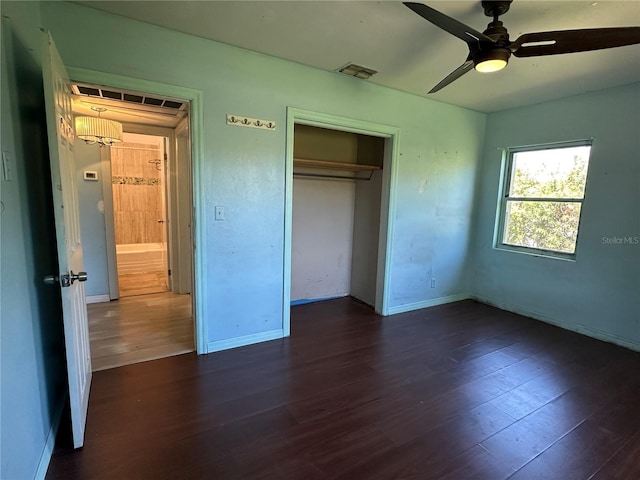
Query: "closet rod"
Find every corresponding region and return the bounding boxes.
[293,171,374,181]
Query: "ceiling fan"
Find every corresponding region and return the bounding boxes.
[404,1,640,93]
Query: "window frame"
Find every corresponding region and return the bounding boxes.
[494,139,593,260]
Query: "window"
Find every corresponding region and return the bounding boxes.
[496,140,592,257]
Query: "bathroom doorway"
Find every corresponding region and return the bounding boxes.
[111,132,170,297]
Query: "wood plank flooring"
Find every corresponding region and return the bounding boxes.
[88,292,194,371]
[117,271,169,297]
[48,298,640,479]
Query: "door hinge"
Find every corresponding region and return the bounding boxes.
[168,269,172,276]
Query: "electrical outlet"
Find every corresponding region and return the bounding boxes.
[430,278,436,288]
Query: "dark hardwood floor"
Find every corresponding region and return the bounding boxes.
[46,298,640,479]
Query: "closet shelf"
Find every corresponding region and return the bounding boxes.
[293,158,381,172]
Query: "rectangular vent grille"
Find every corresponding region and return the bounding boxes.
[73,84,186,110]
[337,63,377,80]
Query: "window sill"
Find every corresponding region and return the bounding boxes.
[494,244,577,262]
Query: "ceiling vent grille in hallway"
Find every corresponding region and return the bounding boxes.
[72,83,186,111]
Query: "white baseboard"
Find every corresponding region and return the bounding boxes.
[386,293,471,315]
[35,394,66,480]
[86,294,110,304]
[472,294,640,352]
[206,329,285,353]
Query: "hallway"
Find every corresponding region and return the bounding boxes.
[88,292,193,371]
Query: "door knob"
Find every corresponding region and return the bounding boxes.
[70,271,88,284]
[157,219,166,223]
[44,271,88,287]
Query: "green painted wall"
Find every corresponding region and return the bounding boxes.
[41,1,486,346]
[1,2,67,478]
[1,2,638,478]
[74,141,110,297]
[471,83,640,350]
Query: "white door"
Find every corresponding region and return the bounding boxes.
[42,32,92,449]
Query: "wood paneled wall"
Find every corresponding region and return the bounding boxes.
[111,142,165,245]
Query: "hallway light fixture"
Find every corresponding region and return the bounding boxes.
[75,107,123,146]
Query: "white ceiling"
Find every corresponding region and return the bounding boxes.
[75,1,640,113]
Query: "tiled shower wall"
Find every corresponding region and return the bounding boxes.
[111,142,165,245]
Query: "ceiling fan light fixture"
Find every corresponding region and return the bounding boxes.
[475,58,508,73]
[405,1,640,93]
[474,49,511,73]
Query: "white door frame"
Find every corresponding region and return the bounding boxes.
[173,117,194,295]
[100,147,119,299]
[68,67,207,354]
[283,107,400,335]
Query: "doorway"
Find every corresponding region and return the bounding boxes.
[111,132,170,297]
[70,79,199,369]
[283,108,400,335]
[291,124,385,307]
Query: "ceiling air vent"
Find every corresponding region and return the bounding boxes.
[337,63,377,80]
[72,83,186,110]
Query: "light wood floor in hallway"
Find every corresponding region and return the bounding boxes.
[88,292,194,371]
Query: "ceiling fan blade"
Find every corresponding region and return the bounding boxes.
[404,2,495,46]
[511,27,640,57]
[429,59,474,93]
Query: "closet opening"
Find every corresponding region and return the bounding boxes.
[291,123,386,309]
